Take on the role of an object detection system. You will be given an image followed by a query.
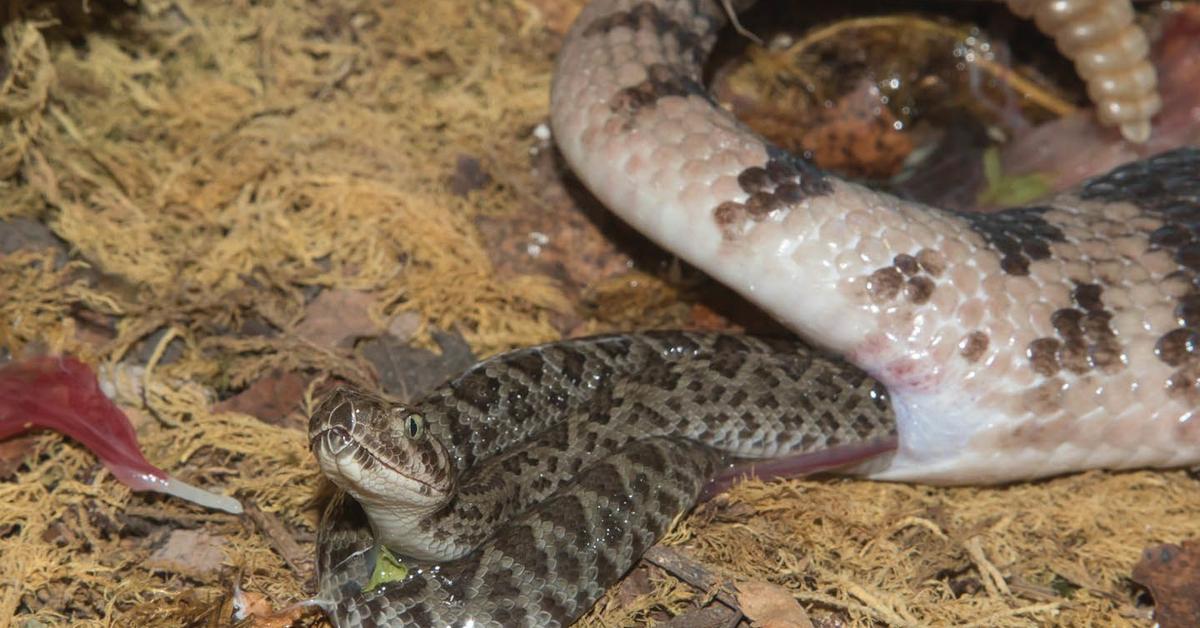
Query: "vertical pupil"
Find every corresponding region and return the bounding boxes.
[408,419,417,437]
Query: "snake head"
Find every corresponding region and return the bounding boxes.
[309,388,454,512]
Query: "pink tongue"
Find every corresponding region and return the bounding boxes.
[703,436,899,499]
[0,355,242,514]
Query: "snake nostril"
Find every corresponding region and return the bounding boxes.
[324,426,354,455]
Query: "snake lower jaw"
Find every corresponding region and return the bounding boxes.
[315,441,449,506]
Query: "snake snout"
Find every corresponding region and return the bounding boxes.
[309,387,363,446]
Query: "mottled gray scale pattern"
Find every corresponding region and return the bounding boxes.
[319,439,721,627]
[1079,148,1200,398]
[316,332,897,626]
[957,206,1066,276]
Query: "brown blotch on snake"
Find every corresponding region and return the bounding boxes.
[905,276,935,304]
[959,331,989,362]
[893,254,919,276]
[916,249,946,276]
[588,3,721,118]
[714,151,832,233]
[582,0,718,52]
[1027,337,1063,376]
[1167,362,1200,403]
[1157,328,1200,367]
[1027,282,1125,377]
[866,256,940,305]
[866,267,904,302]
[1022,378,1067,414]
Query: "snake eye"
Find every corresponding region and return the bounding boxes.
[406,414,424,440]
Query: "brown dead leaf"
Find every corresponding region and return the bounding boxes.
[295,288,384,348]
[361,330,476,401]
[0,217,66,259]
[610,564,655,609]
[524,0,584,35]
[643,545,739,610]
[145,529,227,577]
[235,589,311,628]
[688,302,739,332]
[1132,540,1200,628]
[72,307,118,349]
[448,154,491,197]
[661,606,739,628]
[736,581,814,628]
[715,53,911,180]
[800,80,913,180]
[213,370,309,428]
[477,136,661,298]
[0,434,36,479]
[387,310,422,342]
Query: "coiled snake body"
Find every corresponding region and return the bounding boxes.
[313,332,896,625]
[314,0,1200,625]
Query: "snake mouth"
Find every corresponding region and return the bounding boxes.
[311,426,447,496]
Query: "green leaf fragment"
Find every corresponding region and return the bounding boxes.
[364,544,409,593]
[977,147,1052,208]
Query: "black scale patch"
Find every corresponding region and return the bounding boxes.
[956,205,1065,277]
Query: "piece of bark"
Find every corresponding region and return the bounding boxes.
[145,529,228,577]
[736,580,815,628]
[1132,540,1200,628]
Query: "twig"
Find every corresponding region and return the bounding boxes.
[793,589,920,628]
[659,605,741,628]
[143,326,183,427]
[787,16,1078,117]
[121,504,232,524]
[959,602,1063,627]
[719,0,763,46]
[965,535,1011,598]
[643,545,744,622]
[244,500,313,582]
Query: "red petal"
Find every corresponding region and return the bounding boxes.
[0,355,166,490]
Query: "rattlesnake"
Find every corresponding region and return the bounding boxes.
[313,332,896,625]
